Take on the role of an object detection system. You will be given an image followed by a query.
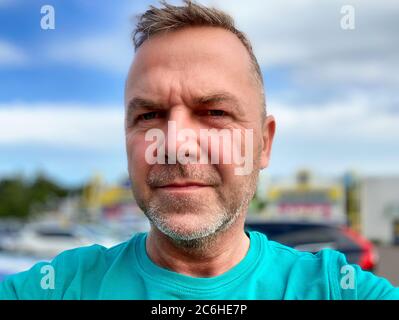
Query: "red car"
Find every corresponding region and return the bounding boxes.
[245,219,378,271]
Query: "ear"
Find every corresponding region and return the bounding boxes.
[259,115,276,169]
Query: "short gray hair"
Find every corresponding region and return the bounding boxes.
[132,0,266,117]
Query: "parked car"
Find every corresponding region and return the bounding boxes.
[3,222,120,258]
[0,252,41,282]
[0,221,22,251]
[245,218,378,271]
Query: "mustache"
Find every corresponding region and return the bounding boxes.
[146,164,222,188]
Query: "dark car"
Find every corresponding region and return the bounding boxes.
[245,219,378,271]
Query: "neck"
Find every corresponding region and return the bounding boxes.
[145,214,250,277]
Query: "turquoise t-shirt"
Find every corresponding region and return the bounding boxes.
[0,231,398,300]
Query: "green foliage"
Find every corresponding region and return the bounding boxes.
[0,174,76,220]
[249,191,267,213]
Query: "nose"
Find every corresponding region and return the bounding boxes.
[164,106,200,164]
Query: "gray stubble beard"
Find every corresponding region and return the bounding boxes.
[140,170,259,251]
[145,192,247,251]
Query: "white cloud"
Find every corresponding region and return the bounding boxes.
[206,0,399,87]
[0,102,125,151]
[0,96,397,178]
[271,94,399,143]
[47,33,134,74]
[1,93,398,153]
[264,93,399,175]
[0,40,28,66]
[42,0,398,86]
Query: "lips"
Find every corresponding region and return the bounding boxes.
[152,180,213,193]
[156,181,211,192]
[157,181,210,188]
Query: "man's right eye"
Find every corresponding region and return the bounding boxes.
[138,111,159,121]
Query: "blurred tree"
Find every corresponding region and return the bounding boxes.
[0,173,80,220]
[29,174,68,202]
[249,188,267,214]
[343,172,361,232]
[0,176,30,219]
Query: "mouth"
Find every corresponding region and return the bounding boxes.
[155,181,212,192]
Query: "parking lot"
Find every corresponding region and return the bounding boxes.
[376,245,399,286]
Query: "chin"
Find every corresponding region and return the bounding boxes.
[167,218,206,233]
[158,217,215,239]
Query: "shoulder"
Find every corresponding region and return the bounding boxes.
[258,233,399,299]
[54,238,129,267]
[0,233,144,300]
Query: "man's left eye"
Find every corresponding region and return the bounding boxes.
[207,110,226,116]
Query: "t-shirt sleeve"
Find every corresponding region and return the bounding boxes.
[0,244,108,300]
[0,259,59,300]
[0,246,83,300]
[331,250,399,300]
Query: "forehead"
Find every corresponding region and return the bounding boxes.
[125,26,255,103]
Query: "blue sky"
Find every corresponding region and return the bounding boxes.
[0,0,398,187]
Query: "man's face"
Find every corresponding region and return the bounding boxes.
[125,27,275,242]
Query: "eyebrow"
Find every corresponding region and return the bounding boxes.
[126,97,165,114]
[126,97,165,124]
[126,91,244,122]
[194,92,245,116]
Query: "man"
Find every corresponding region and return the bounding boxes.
[0,0,398,300]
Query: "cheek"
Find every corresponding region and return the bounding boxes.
[215,163,256,206]
[215,163,237,186]
[126,133,150,182]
